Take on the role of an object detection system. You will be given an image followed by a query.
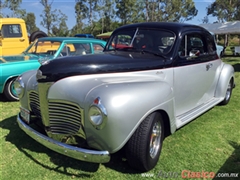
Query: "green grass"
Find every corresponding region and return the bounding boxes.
[1,57,240,180]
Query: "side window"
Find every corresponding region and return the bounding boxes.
[59,45,71,56]
[93,43,104,53]
[1,24,22,38]
[73,43,90,55]
[178,33,207,58]
[113,35,132,48]
[206,34,217,55]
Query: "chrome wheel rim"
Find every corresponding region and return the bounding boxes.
[149,121,161,159]
[225,81,232,100]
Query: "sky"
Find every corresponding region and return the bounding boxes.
[3,0,217,32]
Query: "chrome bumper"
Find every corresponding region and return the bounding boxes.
[17,113,110,163]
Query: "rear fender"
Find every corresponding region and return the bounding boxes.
[215,63,234,98]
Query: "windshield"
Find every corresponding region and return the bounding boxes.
[25,40,61,55]
[24,39,105,58]
[105,28,175,55]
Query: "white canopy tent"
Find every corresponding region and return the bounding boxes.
[199,21,240,35]
[199,21,240,55]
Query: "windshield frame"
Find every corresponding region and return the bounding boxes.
[105,27,176,56]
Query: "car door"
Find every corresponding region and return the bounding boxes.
[173,32,221,116]
[1,23,29,55]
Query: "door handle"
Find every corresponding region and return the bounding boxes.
[206,63,213,71]
[20,38,25,42]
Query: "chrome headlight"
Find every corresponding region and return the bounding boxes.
[13,75,25,98]
[88,97,107,130]
[89,106,103,125]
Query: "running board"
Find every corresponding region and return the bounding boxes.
[176,98,223,128]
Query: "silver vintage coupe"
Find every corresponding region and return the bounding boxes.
[15,22,235,172]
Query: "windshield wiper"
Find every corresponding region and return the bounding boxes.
[106,47,167,59]
[140,49,167,59]
[105,47,137,52]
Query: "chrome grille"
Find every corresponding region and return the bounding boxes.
[29,91,41,118]
[48,101,82,134]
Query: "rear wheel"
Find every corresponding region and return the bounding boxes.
[3,77,19,101]
[219,79,233,105]
[126,112,164,172]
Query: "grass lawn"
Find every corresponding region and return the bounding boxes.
[1,57,240,180]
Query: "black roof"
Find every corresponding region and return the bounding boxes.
[114,22,207,33]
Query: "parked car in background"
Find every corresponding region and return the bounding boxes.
[15,22,235,172]
[0,18,47,56]
[210,32,224,57]
[216,44,224,57]
[74,34,94,38]
[0,37,106,101]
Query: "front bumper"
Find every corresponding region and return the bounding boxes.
[17,113,110,163]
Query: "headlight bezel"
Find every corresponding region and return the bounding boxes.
[88,97,107,130]
[13,75,25,98]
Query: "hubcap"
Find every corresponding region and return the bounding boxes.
[149,121,161,159]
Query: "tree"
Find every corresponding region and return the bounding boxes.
[97,0,117,33]
[207,0,240,47]
[1,0,26,17]
[52,16,69,36]
[115,0,198,24]
[40,0,68,36]
[207,0,240,22]
[201,16,209,24]
[74,0,88,34]
[145,0,198,22]
[115,0,141,25]
[0,0,6,17]
[23,13,39,34]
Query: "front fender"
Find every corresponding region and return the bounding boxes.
[215,63,235,98]
[84,80,174,153]
[18,70,38,109]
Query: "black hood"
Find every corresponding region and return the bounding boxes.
[37,52,168,82]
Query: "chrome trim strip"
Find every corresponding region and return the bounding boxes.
[17,114,110,163]
[38,82,53,127]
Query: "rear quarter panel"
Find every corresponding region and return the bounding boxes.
[215,62,235,98]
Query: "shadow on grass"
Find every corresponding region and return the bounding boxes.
[0,115,140,177]
[0,94,8,102]
[222,54,240,58]
[212,141,240,180]
[233,64,240,72]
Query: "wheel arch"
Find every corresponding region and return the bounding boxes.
[215,63,235,99]
[156,110,171,138]
[3,75,19,101]
[1,75,18,93]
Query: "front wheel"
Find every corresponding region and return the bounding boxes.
[3,78,19,101]
[126,112,164,172]
[219,79,233,105]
